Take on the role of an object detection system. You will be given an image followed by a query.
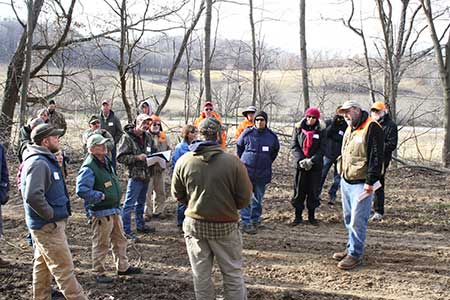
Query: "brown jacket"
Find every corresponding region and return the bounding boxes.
[171,142,252,223]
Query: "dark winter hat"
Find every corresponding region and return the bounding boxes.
[47,99,56,105]
[89,115,100,125]
[31,124,64,143]
[305,107,320,119]
[242,105,257,117]
[199,117,222,136]
[254,111,268,122]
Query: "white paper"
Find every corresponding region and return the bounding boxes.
[358,181,382,202]
[149,150,172,162]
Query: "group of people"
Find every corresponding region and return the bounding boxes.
[0,97,398,299]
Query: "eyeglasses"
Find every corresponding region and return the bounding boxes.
[152,123,161,126]
[205,108,213,111]
[255,118,265,122]
[306,116,317,119]
[190,129,198,134]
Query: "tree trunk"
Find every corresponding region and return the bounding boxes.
[156,0,205,115]
[204,0,212,102]
[299,0,310,109]
[119,0,132,122]
[0,0,44,146]
[249,0,257,106]
[421,0,450,166]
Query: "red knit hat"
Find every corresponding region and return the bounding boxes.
[305,107,320,119]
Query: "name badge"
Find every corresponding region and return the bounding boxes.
[104,181,112,188]
[262,146,269,152]
[108,122,114,126]
[146,147,151,153]
[355,136,363,143]
[53,172,60,180]
[339,130,344,136]
[313,134,320,139]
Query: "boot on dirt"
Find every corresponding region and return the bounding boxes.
[337,255,362,270]
[332,250,348,261]
[241,224,257,235]
[290,212,303,226]
[308,209,318,226]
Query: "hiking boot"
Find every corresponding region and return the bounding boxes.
[332,250,348,261]
[125,233,140,243]
[136,225,156,234]
[51,288,64,300]
[337,255,362,270]
[152,213,166,220]
[370,212,383,222]
[95,274,113,284]
[118,266,142,276]
[308,219,319,226]
[308,209,318,226]
[241,224,257,235]
[290,218,302,226]
[144,215,152,222]
[0,257,10,268]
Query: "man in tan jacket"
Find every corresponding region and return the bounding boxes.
[171,117,252,300]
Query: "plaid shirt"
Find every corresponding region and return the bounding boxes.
[183,216,238,239]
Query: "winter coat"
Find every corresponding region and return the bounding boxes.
[17,125,32,163]
[235,118,254,140]
[171,141,252,223]
[323,117,348,160]
[99,110,123,144]
[49,110,67,136]
[0,144,10,205]
[236,127,280,185]
[378,114,398,163]
[117,124,156,181]
[291,118,326,172]
[21,144,71,230]
[194,111,227,148]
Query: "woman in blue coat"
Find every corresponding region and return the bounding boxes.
[237,111,280,234]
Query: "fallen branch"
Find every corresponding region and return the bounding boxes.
[393,156,450,174]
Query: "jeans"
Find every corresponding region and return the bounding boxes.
[341,179,373,259]
[318,156,341,199]
[177,203,187,226]
[185,229,247,300]
[122,178,149,235]
[240,182,266,225]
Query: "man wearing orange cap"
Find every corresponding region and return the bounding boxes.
[144,114,171,220]
[194,102,227,148]
[370,101,398,222]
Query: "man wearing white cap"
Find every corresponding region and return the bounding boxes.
[77,134,141,283]
[334,101,384,270]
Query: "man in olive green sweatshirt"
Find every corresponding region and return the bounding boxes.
[171,117,252,300]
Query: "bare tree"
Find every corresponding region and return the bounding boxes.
[249,0,257,106]
[204,0,213,102]
[420,0,450,166]
[299,0,310,109]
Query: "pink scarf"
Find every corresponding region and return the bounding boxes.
[301,128,316,157]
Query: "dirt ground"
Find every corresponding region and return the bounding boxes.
[1,150,449,300]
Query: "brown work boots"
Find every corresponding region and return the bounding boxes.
[332,250,362,270]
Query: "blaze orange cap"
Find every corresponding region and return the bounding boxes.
[371,101,386,111]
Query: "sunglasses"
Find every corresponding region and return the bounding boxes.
[306,116,317,119]
[205,108,213,111]
[190,129,198,134]
[152,123,161,126]
[255,118,265,122]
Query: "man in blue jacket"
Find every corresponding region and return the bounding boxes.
[237,111,280,234]
[0,143,10,267]
[21,124,87,299]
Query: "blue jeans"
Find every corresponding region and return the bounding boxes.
[319,156,341,199]
[341,179,373,259]
[177,203,187,226]
[122,178,149,234]
[240,182,266,225]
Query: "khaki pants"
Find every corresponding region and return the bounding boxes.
[144,171,166,217]
[185,229,247,300]
[92,214,129,274]
[30,220,87,300]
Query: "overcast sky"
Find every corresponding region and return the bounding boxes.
[0,0,445,57]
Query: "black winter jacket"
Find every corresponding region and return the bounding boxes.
[323,117,348,160]
[379,114,398,163]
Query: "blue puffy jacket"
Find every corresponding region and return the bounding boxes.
[236,127,279,185]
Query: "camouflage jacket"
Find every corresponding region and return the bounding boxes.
[49,110,67,136]
[117,124,157,181]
